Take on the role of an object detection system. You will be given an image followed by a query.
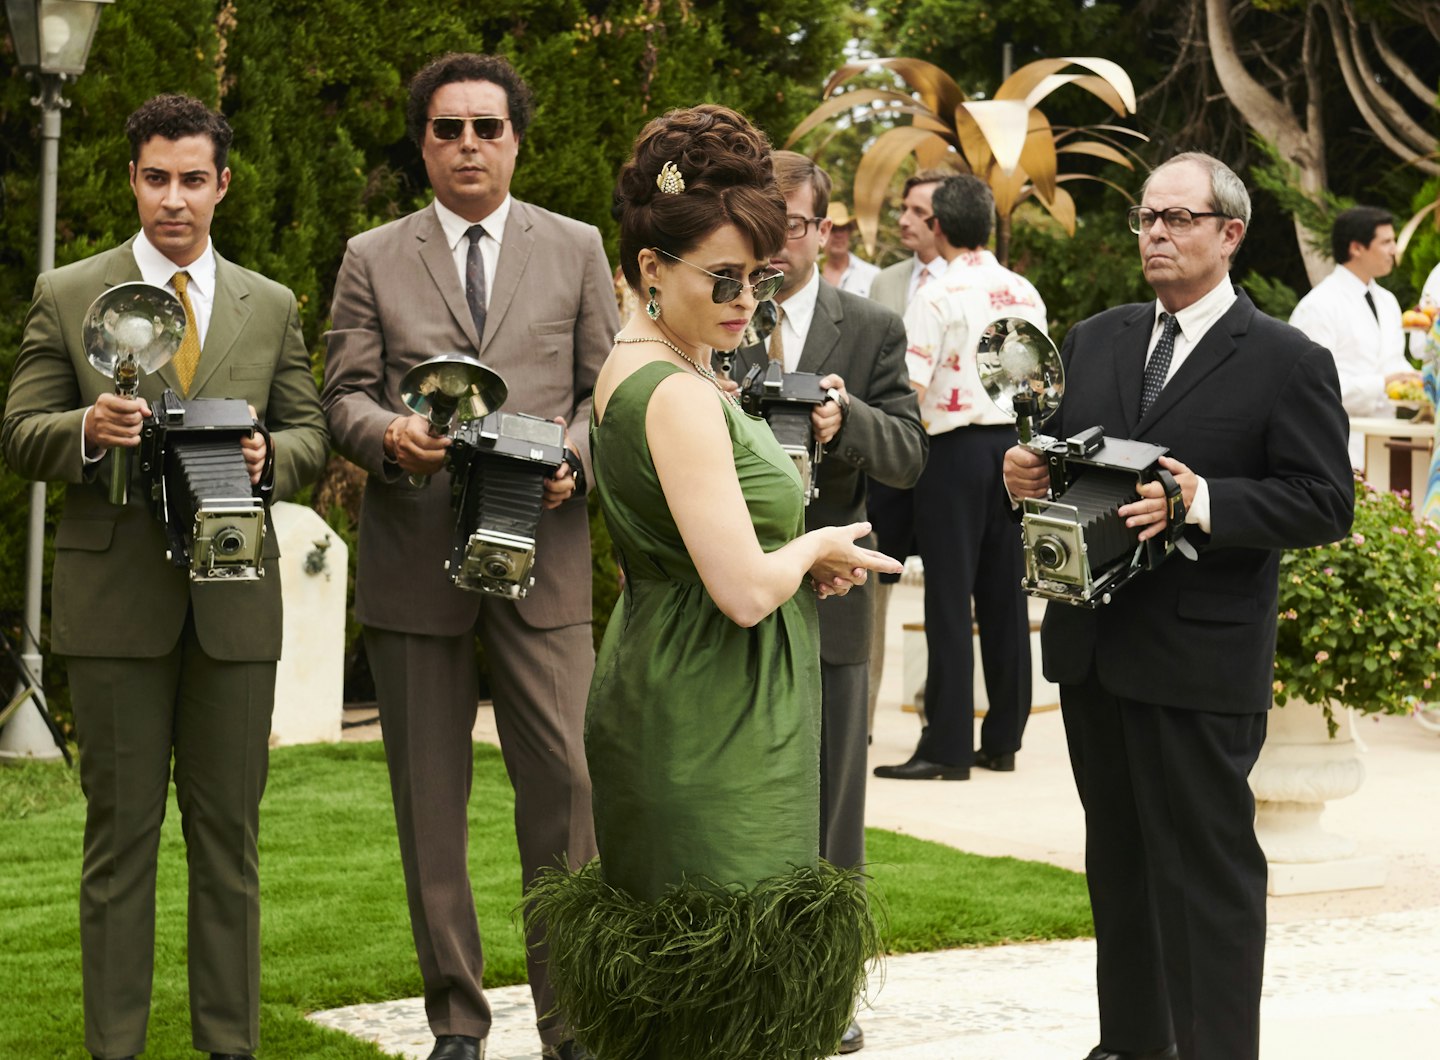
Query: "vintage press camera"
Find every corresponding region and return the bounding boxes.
[399,354,564,600]
[737,360,838,504]
[139,390,271,581]
[81,282,268,581]
[977,317,1189,607]
[445,411,567,598]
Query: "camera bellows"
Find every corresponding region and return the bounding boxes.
[1060,471,1141,573]
[140,392,266,581]
[446,410,567,598]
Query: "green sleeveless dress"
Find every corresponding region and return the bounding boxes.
[529,361,876,1060]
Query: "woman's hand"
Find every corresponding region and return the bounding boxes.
[807,521,903,599]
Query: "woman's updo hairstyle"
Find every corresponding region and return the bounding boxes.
[615,104,788,293]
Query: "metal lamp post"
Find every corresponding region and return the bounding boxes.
[0,0,111,762]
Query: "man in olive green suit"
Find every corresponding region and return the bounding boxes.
[1,95,327,1060]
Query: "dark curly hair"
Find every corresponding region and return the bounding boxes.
[125,94,232,173]
[614,104,787,293]
[406,53,535,147]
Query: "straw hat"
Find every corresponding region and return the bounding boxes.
[826,202,856,228]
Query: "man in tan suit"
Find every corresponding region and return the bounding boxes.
[2,94,328,1060]
[321,53,615,1060]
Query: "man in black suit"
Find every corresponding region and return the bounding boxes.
[722,150,926,1053]
[1003,152,1353,1060]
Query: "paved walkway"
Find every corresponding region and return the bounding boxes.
[319,582,1440,1057]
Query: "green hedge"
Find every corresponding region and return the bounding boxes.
[0,1,847,728]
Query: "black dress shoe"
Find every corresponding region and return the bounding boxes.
[428,1035,484,1060]
[543,1040,593,1060]
[974,749,1016,772]
[838,1018,865,1053]
[1083,1044,1179,1060]
[873,755,969,780]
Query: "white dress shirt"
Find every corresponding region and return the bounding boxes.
[133,229,218,345]
[906,255,947,305]
[830,252,878,298]
[1141,276,1238,533]
[433,194,512,310]
[1289,264,1408,466]
[769,265,821,372]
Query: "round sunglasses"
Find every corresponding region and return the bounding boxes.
[656,248,784,303]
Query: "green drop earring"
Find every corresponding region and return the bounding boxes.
[646,287,661,321]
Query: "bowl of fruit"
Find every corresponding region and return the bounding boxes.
[1386,376,1430,420]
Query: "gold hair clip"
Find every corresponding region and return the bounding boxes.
[656,160,685,195]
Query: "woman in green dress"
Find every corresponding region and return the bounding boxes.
[528,105,899,1059]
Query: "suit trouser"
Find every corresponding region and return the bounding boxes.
[913,425,1030,767]
[819,659,869,870]
[67,613,275,1059]
[1060,669,1267,1060]
[365,604,597,1047]
[865,479,916,733]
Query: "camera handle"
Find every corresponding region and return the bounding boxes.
[251,418,276,503]
[1153,467,1198,560]
[107,355,142,507]
[409,416,451,489]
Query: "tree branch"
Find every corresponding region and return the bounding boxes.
[1341,1,1437,157]
[1320,0,1440,175]
[1368,22,1439,110]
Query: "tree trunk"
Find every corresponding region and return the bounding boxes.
[1204,0,1332,285]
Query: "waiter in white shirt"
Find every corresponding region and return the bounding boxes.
[1289,205,1422,468]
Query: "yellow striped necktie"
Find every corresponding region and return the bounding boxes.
[171,270,202,395]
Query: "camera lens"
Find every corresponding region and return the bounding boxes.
[482,552,515,579]
[1035,536,1068,571]
[214,527,247,556]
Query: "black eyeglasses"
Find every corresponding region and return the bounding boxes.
[785,215,826,239]
[429,115,510,141]
[1127,206,1231,234]
[656,249,785,303]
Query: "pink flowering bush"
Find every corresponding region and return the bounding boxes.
[1274,475,1440,736]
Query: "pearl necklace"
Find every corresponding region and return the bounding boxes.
[613,335,740,406]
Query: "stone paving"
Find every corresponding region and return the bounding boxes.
[319,583,1440,1058]
[310,907,1440,1058]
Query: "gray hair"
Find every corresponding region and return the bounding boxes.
[1142,151,1250,260]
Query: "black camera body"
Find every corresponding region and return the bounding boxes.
[444,410,567,599]
[1020,423,1186,607]
[738,360,834,504]
[138,389,269,582]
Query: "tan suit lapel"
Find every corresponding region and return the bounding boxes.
[415,204,482,351]
[187,253,252,395]
[482,199,535,356]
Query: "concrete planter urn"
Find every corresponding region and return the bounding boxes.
[1249,701,1385,895]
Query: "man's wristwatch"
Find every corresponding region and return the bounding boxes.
[562,448,586,495]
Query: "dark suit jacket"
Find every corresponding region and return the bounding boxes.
[1039,287,1354,712]
[1,238,329,662]
[322,200,619,634]
[732,280,927,663]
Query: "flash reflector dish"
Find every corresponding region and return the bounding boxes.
[83,282,186,378]
[976,316,1064,423]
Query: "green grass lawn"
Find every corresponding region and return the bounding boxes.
[0,743,1092,1059]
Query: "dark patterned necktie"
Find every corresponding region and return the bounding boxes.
[465,224,488,342]
[1141,312,1179,416]
[1364,290,1378,322]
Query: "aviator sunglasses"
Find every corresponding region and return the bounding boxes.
[429,115,510,141]
[656,248,785,303]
